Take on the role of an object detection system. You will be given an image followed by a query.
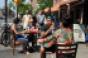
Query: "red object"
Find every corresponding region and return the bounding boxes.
[30,29,38,34]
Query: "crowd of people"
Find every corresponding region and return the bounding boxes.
[10,10,73,56]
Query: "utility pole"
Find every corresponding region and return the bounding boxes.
[5,0,8,24]
[13,0,21,18]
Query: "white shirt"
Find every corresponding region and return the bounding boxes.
[22,14,32,29]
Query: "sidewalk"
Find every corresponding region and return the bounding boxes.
[77,44,88,58]
[0,44,88,58]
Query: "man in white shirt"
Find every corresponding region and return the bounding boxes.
[22,10,33,30]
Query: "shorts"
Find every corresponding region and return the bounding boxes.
[16,34,28,43]
[45,44,57,52]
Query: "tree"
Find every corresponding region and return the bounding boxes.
[32,0,53,15]
[8,0,32,15]
[18,3,32,14]
[37,0,53,10]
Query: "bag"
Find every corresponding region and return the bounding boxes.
[73,24,85,42]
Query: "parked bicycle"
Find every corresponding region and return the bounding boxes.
[0,23,12,47]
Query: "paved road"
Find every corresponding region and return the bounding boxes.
[0,44,88,58]
[0,18,13,35]
[0,18,13,23]
[0,18,13,25]
[0,18,13,30]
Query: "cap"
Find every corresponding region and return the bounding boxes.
[47,16,52,20]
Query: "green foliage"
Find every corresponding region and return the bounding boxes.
[18,3,32,14]
[32,0,53,15]
[9,0,33,15]
[37,0,53,10]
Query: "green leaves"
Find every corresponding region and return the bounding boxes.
[32,0,53,15]
[18,3,32,14]
[37,0,53,10]
[16,0,32,14]
[9,0,32,15]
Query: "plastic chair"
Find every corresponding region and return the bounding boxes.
[56,43,78,58]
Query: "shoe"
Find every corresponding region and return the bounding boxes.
[28,47,34,53]
[26,51,30,55]
[18,50,26,54]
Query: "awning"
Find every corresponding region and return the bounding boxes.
[51,4,60,12]
[44,4,60,13]
[44,0,78,13]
